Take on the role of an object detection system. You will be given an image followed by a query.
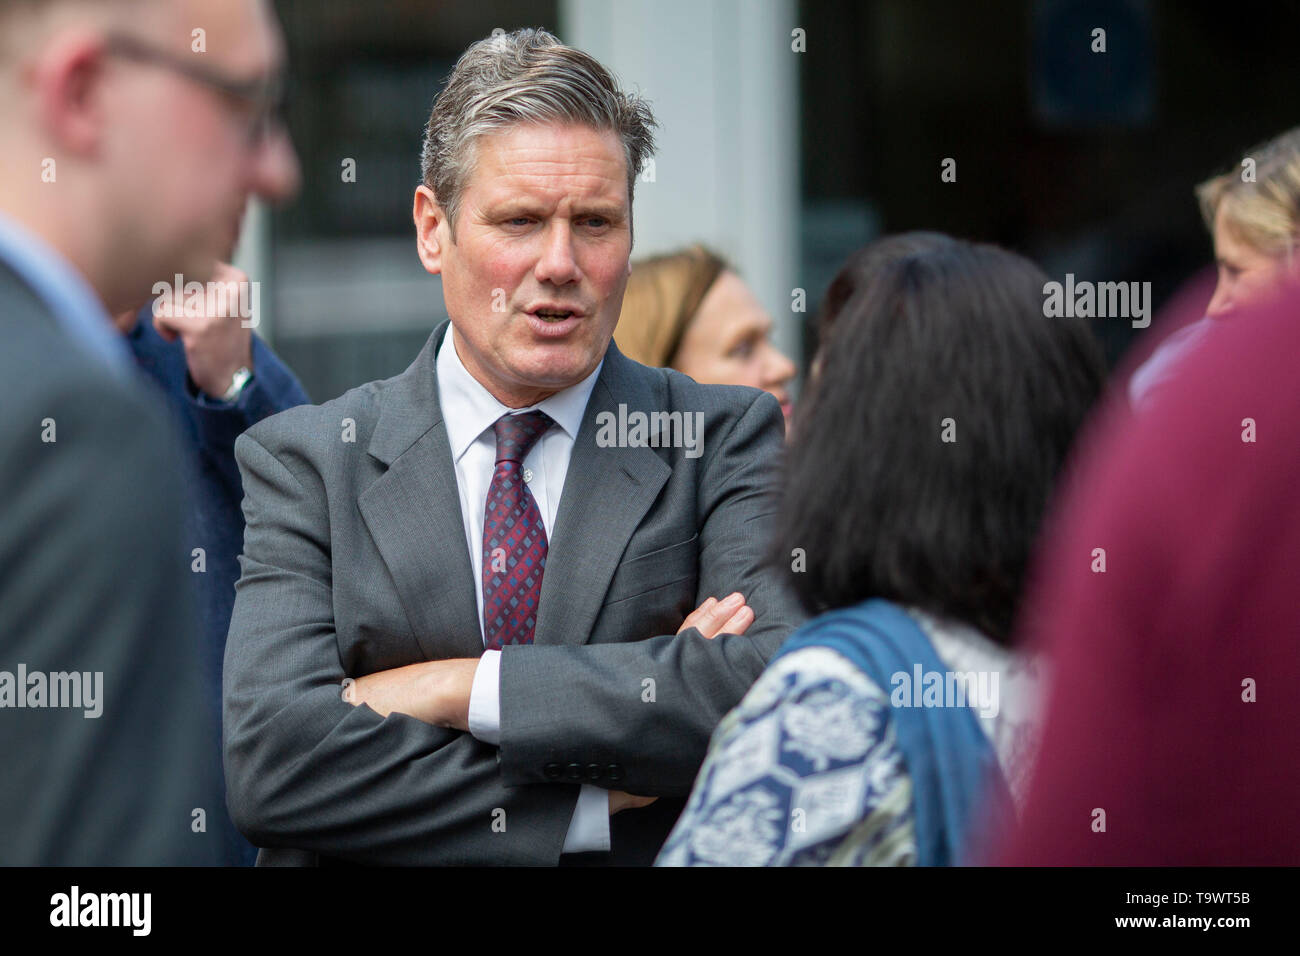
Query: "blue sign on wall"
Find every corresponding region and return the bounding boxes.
[1032,0,1154,128]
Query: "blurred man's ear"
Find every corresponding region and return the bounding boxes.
[413,184,448,276]
[34,31,109,156]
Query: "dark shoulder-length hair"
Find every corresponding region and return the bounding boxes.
[774,234,1106,645]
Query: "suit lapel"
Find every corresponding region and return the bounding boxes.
[358,322,484,662]
[532,345,671,647]
[358,329,671,657]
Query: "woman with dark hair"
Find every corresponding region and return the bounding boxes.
[809,230,954,373]
[656,234,1106,867]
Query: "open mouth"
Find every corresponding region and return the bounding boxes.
[524,307,583,339]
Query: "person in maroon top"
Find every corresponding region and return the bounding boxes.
[999,282,1300,865]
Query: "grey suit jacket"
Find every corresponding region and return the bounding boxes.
[224,320,805,865]
[0,261,224,865]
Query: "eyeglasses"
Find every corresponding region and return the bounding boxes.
[103,34,288,145]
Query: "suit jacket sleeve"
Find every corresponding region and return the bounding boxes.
[223,430,578,864]
[187,334,310,495]
[496,389,805,796]
[0,374,225,865]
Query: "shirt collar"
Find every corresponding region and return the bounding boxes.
[436,322,603,462]
[0,211,133,378]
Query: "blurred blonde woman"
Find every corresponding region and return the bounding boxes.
[615,245,797,428]
[1130,127,1300,406]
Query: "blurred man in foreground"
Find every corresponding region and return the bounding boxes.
[0,0,297,864]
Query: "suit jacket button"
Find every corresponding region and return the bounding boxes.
[543,762,562,780]
[565,762,584,780]
[607,764,624,782]
[586,763,603,781]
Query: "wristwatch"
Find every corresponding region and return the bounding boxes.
[222,366,254,402]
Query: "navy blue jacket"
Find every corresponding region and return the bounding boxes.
[127,306,309,865]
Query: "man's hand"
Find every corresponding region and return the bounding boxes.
[343,658,478,731]
[677,591,753,638]
[153,261,254,399]
[609,790,658,815]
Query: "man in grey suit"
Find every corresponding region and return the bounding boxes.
[224,28,804,865]
[0,0,298,864]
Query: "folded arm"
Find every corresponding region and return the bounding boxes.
[223,432,576,864]
[496,391,805,796]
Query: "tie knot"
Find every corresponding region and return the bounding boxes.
[492,410,553,464]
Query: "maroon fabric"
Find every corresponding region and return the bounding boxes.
[1000,290,1300,865]
[481,411,553,651]
[1113,263,1216,396]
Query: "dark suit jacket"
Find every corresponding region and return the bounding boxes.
[0,261,224,865]
[126,307,311,866]
[224,320,805,865]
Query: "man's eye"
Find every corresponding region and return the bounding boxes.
[506,217,531,226]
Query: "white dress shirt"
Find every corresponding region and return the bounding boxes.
[436,323,611,853]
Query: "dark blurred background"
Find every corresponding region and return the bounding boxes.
[249,0,1300,402]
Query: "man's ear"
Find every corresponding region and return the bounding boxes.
[413,185,448,276]
[35,31,109,156]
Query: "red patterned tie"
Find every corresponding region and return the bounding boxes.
[482,410,554,650]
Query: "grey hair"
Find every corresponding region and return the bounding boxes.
[419,27,657,241]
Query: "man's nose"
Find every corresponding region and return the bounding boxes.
[250,127,301,205]
[535,222,580,285]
